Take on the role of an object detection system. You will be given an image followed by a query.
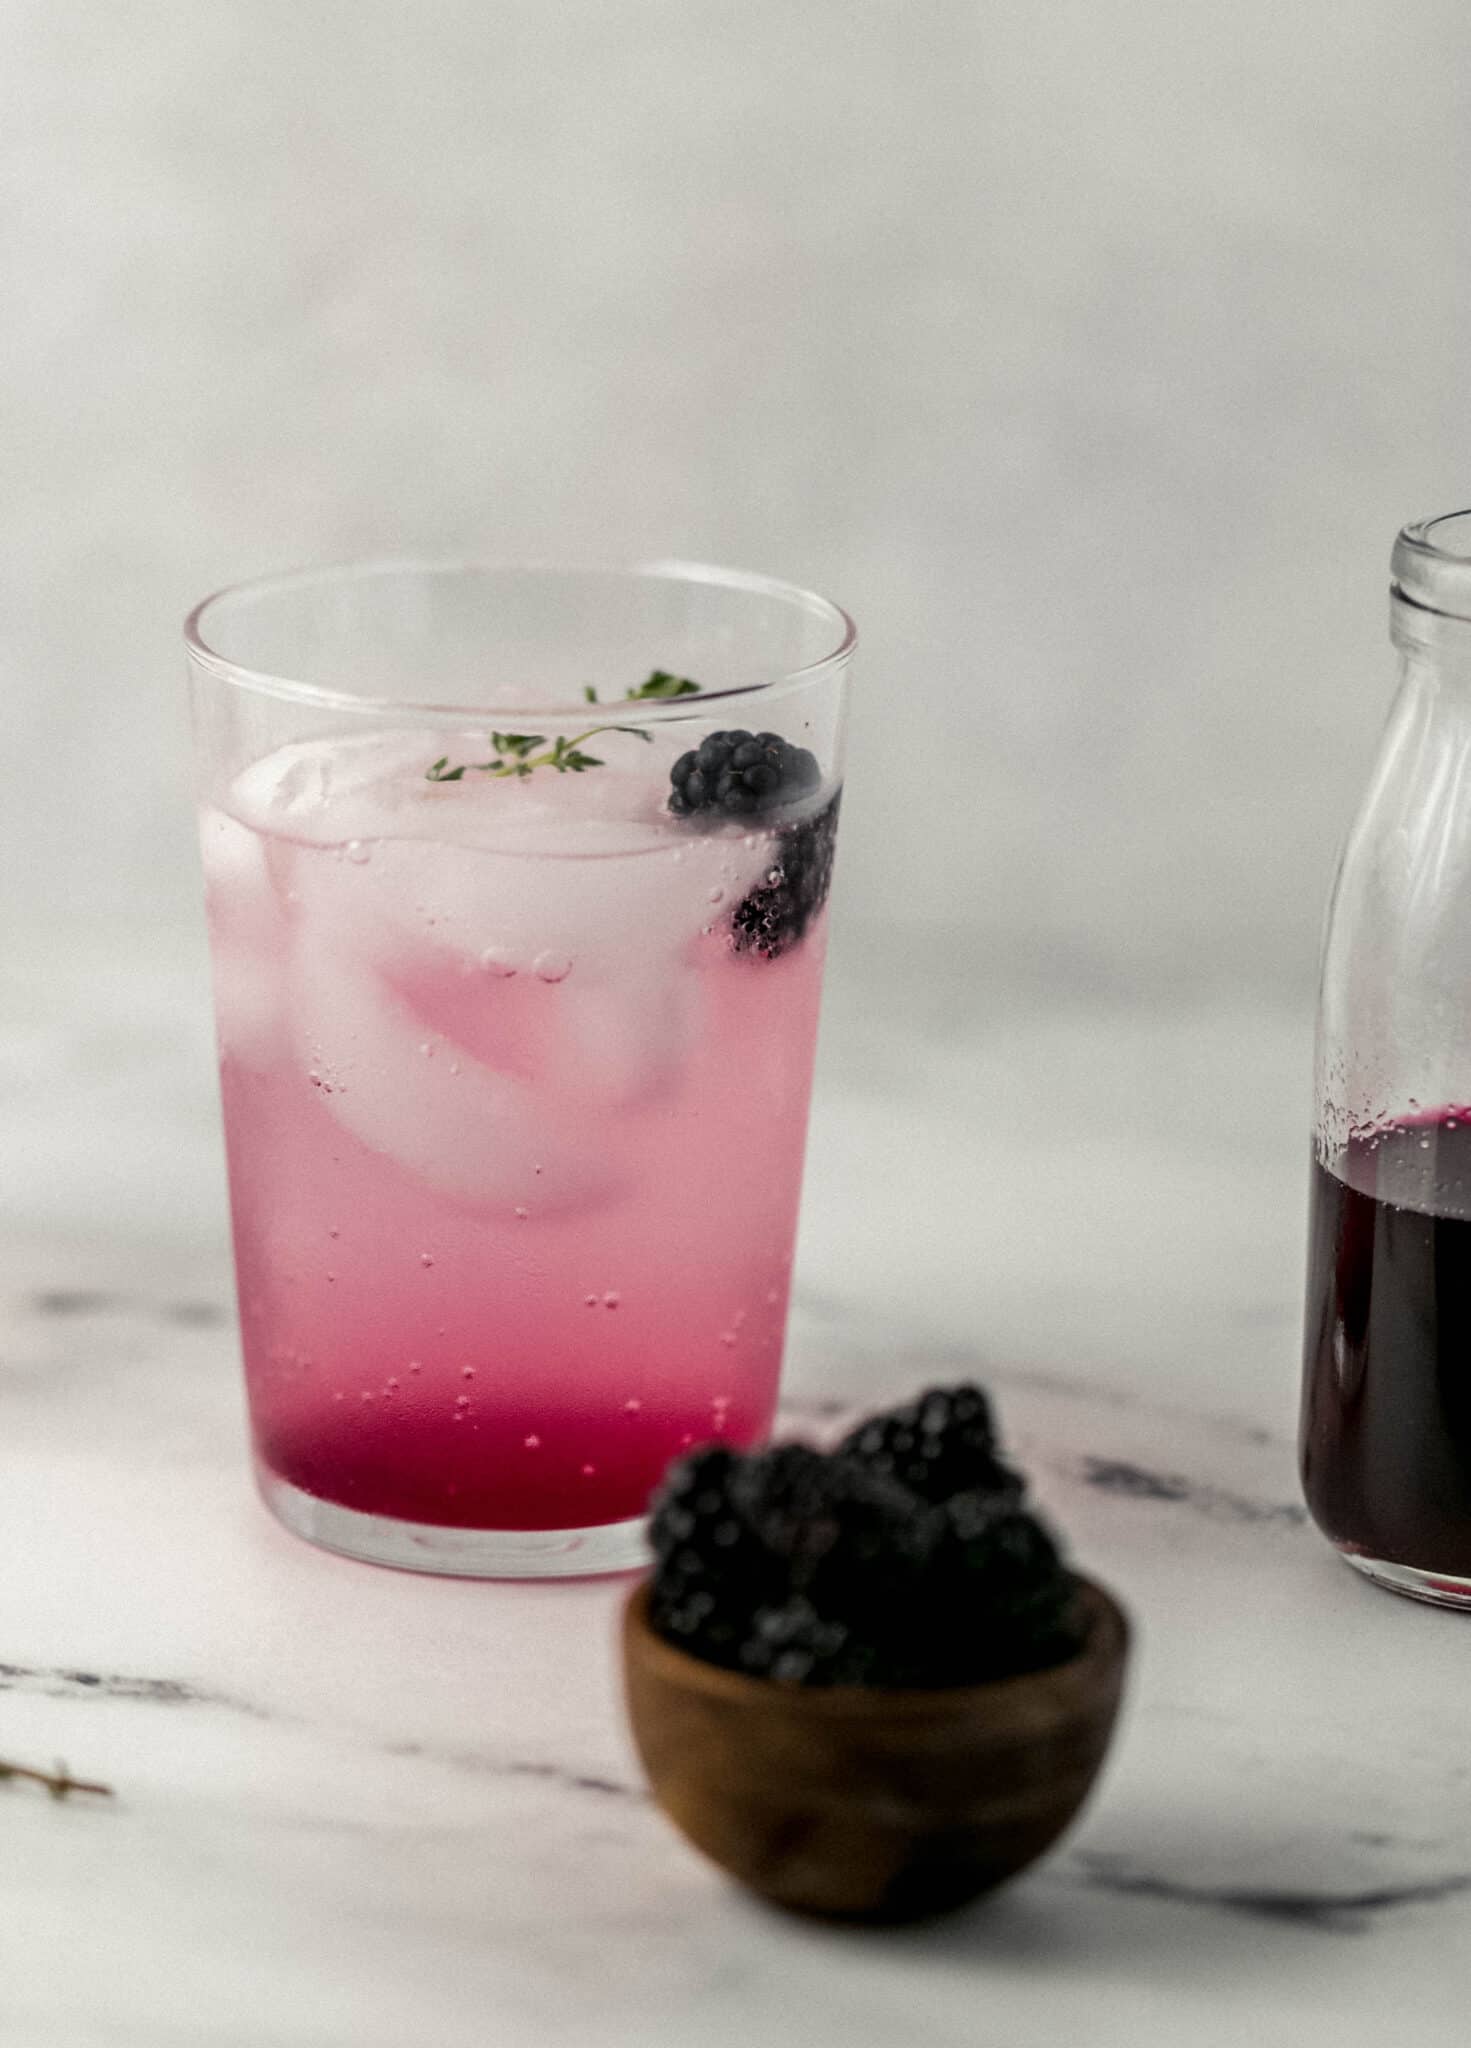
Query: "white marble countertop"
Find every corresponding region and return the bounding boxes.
[4,923,1470,2046]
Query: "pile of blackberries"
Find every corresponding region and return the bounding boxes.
[648,1385,1084,1688]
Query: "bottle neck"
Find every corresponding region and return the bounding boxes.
[1391,591,1471,684]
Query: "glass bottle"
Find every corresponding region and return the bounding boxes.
[1302,511,1471,1608]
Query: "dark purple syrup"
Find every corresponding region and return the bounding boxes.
[1302,1112,1471,1578]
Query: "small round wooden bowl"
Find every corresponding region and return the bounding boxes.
[623,1575,1129,1923]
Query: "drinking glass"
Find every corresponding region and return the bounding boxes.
[187,560,853,1576]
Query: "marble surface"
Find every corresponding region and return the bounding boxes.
[4,925,1471,2045]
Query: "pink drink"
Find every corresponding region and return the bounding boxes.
[200,728,836,1544]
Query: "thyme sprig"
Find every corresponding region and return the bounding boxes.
[427,671,701,783]
[583,670,701,705]
[0,1755,114,1800]
[427,726,653,782]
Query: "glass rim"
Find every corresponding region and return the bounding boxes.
[1392,511,1471,628]
[183,555,857,723]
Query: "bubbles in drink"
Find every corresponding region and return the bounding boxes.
[212,722,835,1535]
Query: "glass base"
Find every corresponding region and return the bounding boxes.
[1340,1549,1471,1611]
[255,1464,650,1579]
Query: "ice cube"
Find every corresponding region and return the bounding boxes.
[229,734,432,846]
[198,807,281,947]
[209,944,286,1068]
[229,730,782,982]
[291,938,621,1212]
[288,833,448,976]
[547,971,701,1108]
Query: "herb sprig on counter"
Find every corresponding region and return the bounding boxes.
[0,1754,113,1801]
[427,671,701,783]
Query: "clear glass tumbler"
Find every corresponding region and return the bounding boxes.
[186,560,853,1576]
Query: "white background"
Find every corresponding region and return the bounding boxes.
[1,0,1465,996]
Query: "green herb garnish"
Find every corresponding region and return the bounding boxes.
[428,726,651,782]
[582,669,701,705]
[429,671,701,782]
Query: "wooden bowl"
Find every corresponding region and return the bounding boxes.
[623,1575,1129,1922]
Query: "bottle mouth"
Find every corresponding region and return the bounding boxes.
[1392,512,1471,631]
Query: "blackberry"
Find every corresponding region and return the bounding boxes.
[737,1595,916,1689]
[789,1460,940,1628]
[730,793,841,960]
[929,1492,1085,1681]
[668,730,821,821]
[647,1442,934,1675]
[839,1382,1023,1507]
[729,1456,945,1688]
[732,1446,938,1607]
[648,1447,784,1669]
[726,1443,844,1570]
[737,1597,855,1684]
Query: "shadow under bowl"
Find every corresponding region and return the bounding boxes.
[623,1575,1129,1923]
